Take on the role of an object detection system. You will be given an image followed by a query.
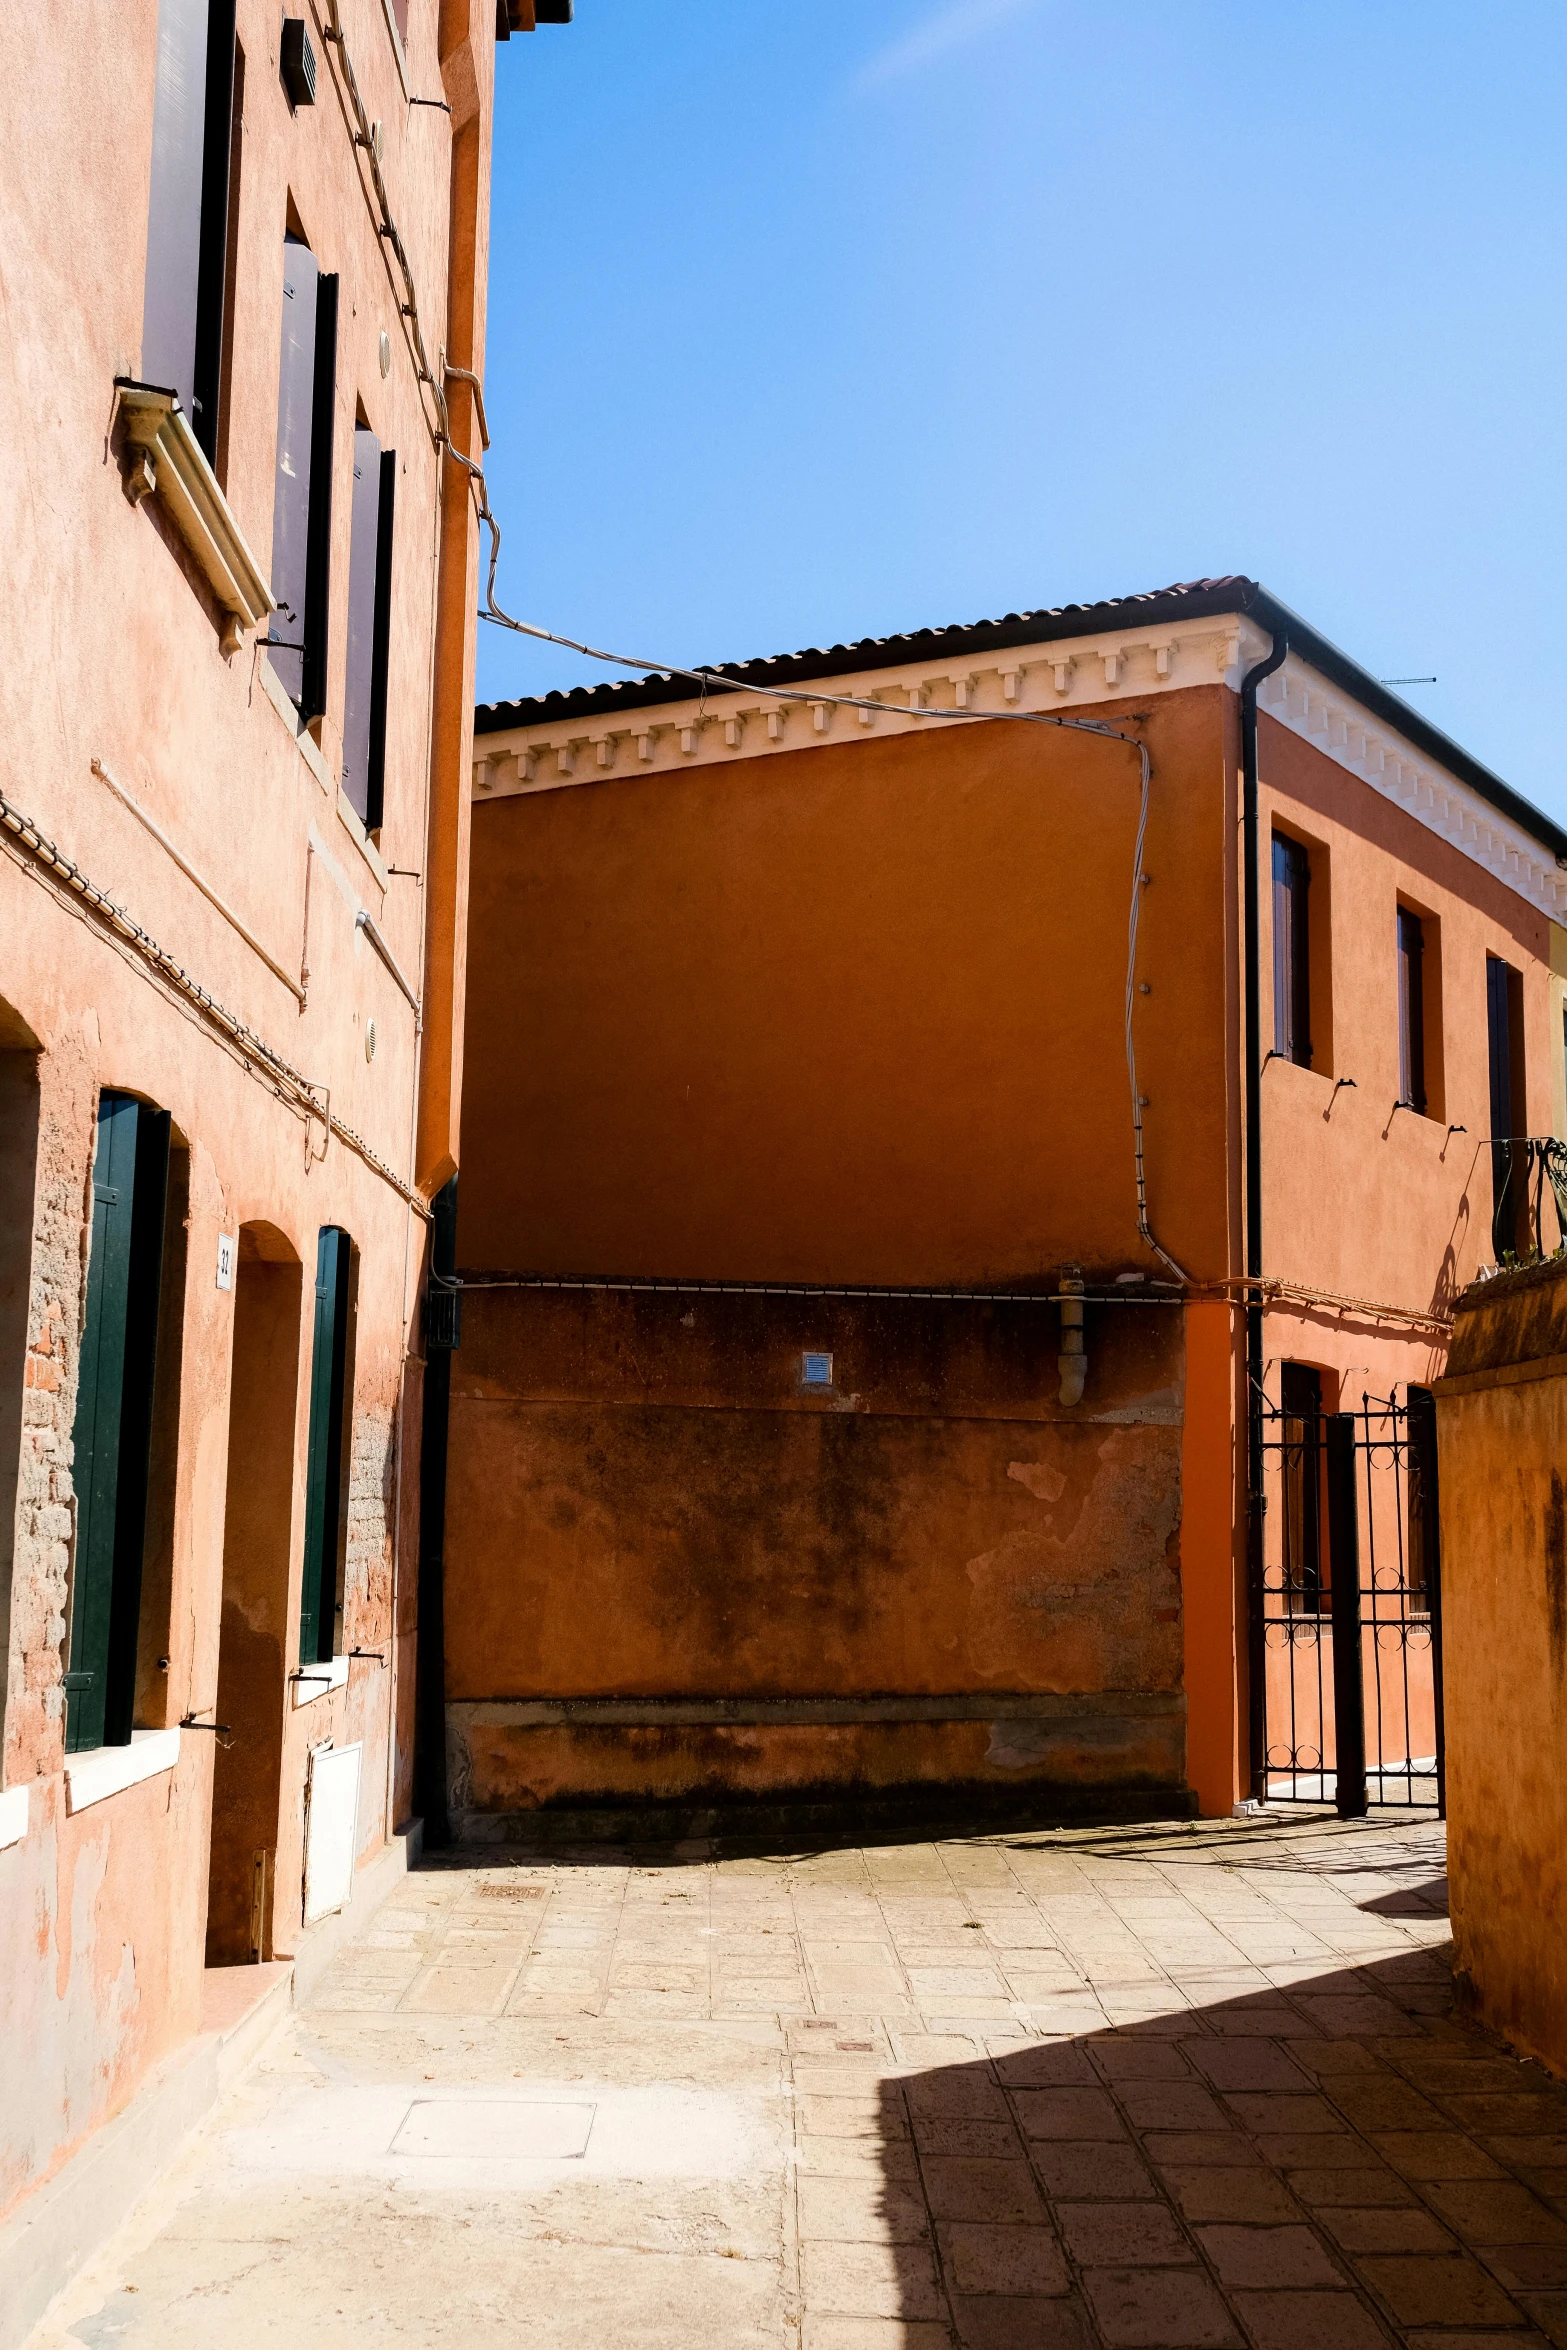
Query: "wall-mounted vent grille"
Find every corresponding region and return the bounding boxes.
[281,19,317,106]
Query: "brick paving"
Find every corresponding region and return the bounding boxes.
[30,1812,1567,2349]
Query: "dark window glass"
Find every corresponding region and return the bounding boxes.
[65,1095,173,1752]
[269,241,338,720]
[1405,1385,1437,1612]
[1271,834,1311,1066]
[142,0,237,466]
[342,432,396,828]
[1280,1362,1324,1614]
[300,1228,352,1667]
[1397,908,1426,1112]
[1488,955,1518,1256]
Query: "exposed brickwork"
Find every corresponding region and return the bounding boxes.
[5,1048,94,1788]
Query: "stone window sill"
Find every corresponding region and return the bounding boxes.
[0,1783,29,1851]
[115,383,274,655]
[63,1728,182,1815]
[292,1653,350,1709]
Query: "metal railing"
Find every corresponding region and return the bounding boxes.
[1254,1385,1444,1818]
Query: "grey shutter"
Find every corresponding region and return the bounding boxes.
[301,274,339,724]
[367,452,397,833]
[268,237,319,708]
[142,0,210,411]
[190,0,237,465]
[341,424,383,823]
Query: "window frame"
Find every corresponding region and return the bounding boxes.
[1397,906,1427,1114]
[300,1226,353,1668]
[1271,832,1312,1068]
[65,1094,174,1754]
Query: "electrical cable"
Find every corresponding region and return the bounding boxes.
[312,0,1188,1283]
[473,583,1192,1286]
[0,789,431,1218]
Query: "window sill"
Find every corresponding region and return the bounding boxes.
[257,650,338,796]
[293,1653,350,1709]
[63,1727,182,1815]
[115,384,273,654]
[337,788,390,893]
[0,1783,29,1851]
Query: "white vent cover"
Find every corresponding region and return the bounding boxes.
[303,1740,362,1923]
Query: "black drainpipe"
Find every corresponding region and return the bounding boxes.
[1241,630,1287,1802]
[413,1175,459,1846]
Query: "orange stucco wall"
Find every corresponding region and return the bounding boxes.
[445,1286,1191,1822]
[453,685,1235,1823]
[459,686,1237,1284]
[0,0,496,2224]
[1436,1258,1567,2076]
[452,654,1560,1832]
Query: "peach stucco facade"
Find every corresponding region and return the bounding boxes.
[0,0,537,2252]
[1435,1256,1567,2078]
[449,586,1567,1835]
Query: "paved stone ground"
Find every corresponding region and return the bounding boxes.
[28,1811,1567,2349]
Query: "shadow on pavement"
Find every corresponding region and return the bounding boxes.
[850,1934,1567,2345]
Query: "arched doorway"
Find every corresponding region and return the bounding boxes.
[205,1221,302,1964]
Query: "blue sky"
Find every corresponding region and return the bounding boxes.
[481,1,1566,822]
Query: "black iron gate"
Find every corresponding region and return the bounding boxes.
[1253,1385,1444,1818]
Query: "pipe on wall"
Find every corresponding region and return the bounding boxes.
[1058,1266,1087,1406]
[1241,630,1288,1801]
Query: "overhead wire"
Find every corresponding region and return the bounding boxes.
[472,578,1191,1286]
[312,0,1188,1284]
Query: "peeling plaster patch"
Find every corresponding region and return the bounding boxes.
[964,1427,1182,1685]
[1007,1460,1066,1503]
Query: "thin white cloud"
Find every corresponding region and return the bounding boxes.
[856,0,1036,89]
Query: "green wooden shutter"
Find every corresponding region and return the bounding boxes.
[301,1227,350,1666]
[65,1095,170,1752]
[104,1105,171,1744]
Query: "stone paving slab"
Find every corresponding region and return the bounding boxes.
[24,1812,1567,2350]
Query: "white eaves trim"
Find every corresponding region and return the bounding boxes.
[471,612,1567,927]
[1257,646,1567,926]
[0,1784,28,1851]
[63,1728,181,1815]
[293,1652,351,1709]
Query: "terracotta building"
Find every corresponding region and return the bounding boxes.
[0,0,567,2327]
[1435,1250,1567,2079]
[449,578,1567,1838]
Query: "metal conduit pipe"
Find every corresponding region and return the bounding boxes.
[1057,1267,1087,1406]
[1241,628,1289,1801]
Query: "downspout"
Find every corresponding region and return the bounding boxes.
[1242,629,1288,1801]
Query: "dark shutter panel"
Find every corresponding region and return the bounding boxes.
[301,1228,350,1666]
[1271,837,1312,1068]
[301,273,339,725]
[190,0,237,465]
[1271,837,1292,1061]
[1488,956,1516,1257]
[269,237,319,709]
[102,1109,171,1746]
[66,1098,141,1753]
[1397,909,1425,1115]
[141,0,210,413]
[367,451,397,832]
[341,424,383,823]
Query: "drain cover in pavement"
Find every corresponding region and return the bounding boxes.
[390,2100,596,2158]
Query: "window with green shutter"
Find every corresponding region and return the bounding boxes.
[65,1093,173,1753]
[300,1227,353,1667]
